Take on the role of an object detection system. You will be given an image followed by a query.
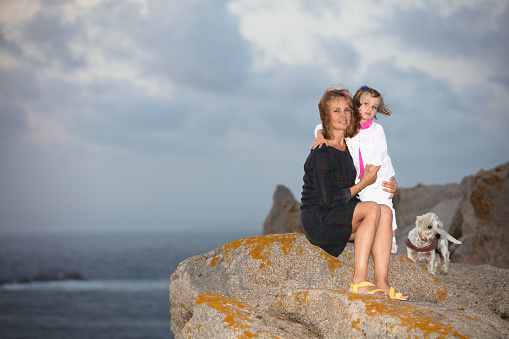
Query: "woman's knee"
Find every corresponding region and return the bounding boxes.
[379,204,393,230]
[352,201,381,231]
[364,201,381,219]
[380,204,392,219]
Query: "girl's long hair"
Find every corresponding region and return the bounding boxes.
[352,85,392,118]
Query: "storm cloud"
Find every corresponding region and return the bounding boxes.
[1,0,508,233]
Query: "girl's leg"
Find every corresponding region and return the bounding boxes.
[349,201,383,294]
[392,229,398,253]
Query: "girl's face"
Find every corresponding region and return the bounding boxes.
[329,97,351,132]
[358,93,380,123]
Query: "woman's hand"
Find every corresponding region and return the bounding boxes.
[359,164,380,188]
[382,177,398,199]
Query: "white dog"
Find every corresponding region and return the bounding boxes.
[406,212,462,276]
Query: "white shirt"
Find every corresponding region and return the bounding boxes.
[314,121,395,188]
[314,121,398,230]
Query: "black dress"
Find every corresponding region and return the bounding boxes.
[300,145,360,257]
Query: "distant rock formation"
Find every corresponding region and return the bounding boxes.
[170,233,509,338]
[263,162,509,268]
[0,270,87,285]
[262,185,302,235]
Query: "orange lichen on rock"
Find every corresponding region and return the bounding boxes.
[480,173,506,188]
[469,188,493,220]
[195,292,283,339]
[238,330,260,339]
[201,234,348,274]
[468,171,506,220]
[271,295,285,312]
[295,291,308,305]
[195,292,255,331]
[351,318,361,331]
[436,289,448,302]
[210,256,220,267]
[396,255,417,268]
[490,293,502,302]
[314,247,343,276]
[204,234,301,271]
[346,293,468,338]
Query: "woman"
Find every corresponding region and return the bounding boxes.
[300,87,408,300]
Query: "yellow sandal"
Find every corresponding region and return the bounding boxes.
[350,281,385,296]
[387,286,409,301]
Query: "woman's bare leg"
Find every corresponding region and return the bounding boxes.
[348,201,383,294]
[372,205,392,290]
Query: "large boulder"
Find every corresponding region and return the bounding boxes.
[452,162,509,267]
[170,233,509,338]
[264,162,509,268]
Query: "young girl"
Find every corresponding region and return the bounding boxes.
[312,85,398,253]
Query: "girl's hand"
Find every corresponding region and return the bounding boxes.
[312,133,327,149]
[359,164,380,187]
[382,177,398,199]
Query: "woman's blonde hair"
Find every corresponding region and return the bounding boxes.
[318,87,358,139]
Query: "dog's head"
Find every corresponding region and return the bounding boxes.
[415,212,443,243]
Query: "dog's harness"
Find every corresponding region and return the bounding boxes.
[405,238,439,253]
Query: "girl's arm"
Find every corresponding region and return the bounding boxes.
[311,124,340,149]
[382,177,397,199]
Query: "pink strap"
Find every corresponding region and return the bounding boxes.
[358,149,364,179]
[357,119,372,179]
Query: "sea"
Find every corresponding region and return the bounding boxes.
[0,230,258,339]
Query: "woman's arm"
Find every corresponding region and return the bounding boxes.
[311,150,353,208]
[312,150,378,208]
[352,164,380,196]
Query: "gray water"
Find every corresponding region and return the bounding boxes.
[0,231,257,339]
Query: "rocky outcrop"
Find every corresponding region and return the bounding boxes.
[170,233,509,338]
[453,163,509,267]
[262,185,302,235]
[263,162,509,268]
[394,162,509,268]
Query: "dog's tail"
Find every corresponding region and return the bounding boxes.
[445,232,462,244]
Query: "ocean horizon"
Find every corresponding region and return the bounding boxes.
[0,230,259,339]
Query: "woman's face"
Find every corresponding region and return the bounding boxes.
[358,92,380,123]
[329,97,351,132]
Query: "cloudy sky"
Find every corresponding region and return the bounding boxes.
[1,0,508,234]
